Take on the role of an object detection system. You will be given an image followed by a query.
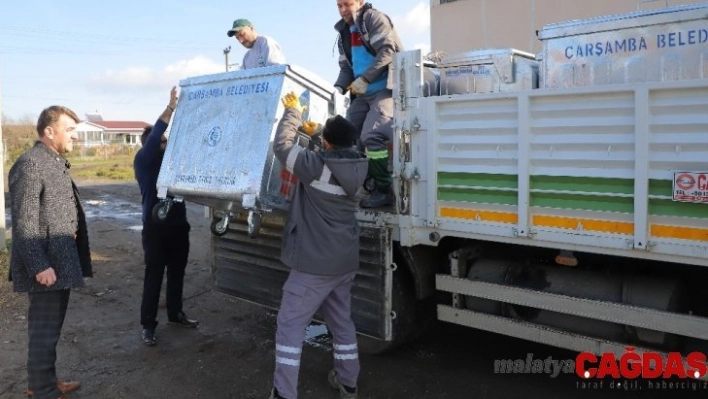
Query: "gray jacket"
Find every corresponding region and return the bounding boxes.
[273,108,368,275]
[8,142,92,292]
[334,2,404,91]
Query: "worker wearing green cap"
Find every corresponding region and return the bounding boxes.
[227,18,286,69]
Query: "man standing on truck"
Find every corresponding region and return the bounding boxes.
[269,92,368,399]
[334,0,403,208]
[227,18,286,69]
[134,86,199,347]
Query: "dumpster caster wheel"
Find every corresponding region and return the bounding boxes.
[152,200,172,222]
[211,215,230,236]
[247,211,262,238]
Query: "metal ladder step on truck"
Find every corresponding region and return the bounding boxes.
[154,2,708,373]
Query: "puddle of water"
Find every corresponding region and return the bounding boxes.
[82,196,142,220]
[127,225,143,231]
[304,323,331,350]
[6,193,204,227]
[5,197,142,227]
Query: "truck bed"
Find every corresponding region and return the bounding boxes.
[395,66,708,267]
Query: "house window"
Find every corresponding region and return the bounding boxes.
[440,0,458,4]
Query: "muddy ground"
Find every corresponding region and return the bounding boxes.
[0,181,698,398]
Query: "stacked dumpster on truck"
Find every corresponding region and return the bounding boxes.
[166,4,708,355]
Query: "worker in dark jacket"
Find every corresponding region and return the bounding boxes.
[269,92,368,399]
[9,105,92,398]
[334,0,404,208]
[134,86,198,347]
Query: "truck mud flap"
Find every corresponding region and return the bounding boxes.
[211,212,393,340]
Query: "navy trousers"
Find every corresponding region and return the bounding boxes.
[140,222,190,329]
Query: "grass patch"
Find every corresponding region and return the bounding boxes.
[0,240,17,309]
[4,146,140,182]
[0,249,8,278]
[71,163,135,180]
[68,154,136,181]
[0,240,11,291]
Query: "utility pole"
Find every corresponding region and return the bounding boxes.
[223,46,231,72]
[0,71,7,250]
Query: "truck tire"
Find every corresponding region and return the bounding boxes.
[358,268,419,355]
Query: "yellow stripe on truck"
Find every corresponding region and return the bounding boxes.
[533,216,708,241]
[440,208,708,242]
[439,208,518,224]
[532,215,634,235]
[651,225,708,242]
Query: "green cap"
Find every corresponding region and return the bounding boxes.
[227,19,252,37]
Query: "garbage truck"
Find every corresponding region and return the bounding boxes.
[159,3,708,357]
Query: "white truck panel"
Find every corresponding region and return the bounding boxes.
[396,50,708,266]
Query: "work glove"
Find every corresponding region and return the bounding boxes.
[348,77,369,95]
[281,91,307,114]
[301,121,321,136]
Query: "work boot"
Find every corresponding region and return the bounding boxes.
[268,387,288,399]
[328,370,357,399]
[360,188,393,209]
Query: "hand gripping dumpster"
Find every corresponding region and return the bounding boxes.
[154,64,342,236]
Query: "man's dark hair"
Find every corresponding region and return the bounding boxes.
[36,106,80,137]
[140,125,153,146]
[322,115,357,149]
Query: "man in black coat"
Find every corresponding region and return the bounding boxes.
[9,105,92,398]
[134,87,198,347]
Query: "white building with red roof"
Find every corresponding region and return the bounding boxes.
[75,113,150,146]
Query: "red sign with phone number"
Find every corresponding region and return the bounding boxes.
[673,172,708,203]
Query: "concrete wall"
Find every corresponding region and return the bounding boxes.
[430,0,706,56]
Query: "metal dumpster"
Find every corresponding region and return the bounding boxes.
[438,48,539,95]
[155,64,342,236]
[538,3,708,88]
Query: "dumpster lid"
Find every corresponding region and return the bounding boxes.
[439,48,536,68]
[179,64,334,99]
[537,3,708,40]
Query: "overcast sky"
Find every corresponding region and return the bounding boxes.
[0,1,430,124]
